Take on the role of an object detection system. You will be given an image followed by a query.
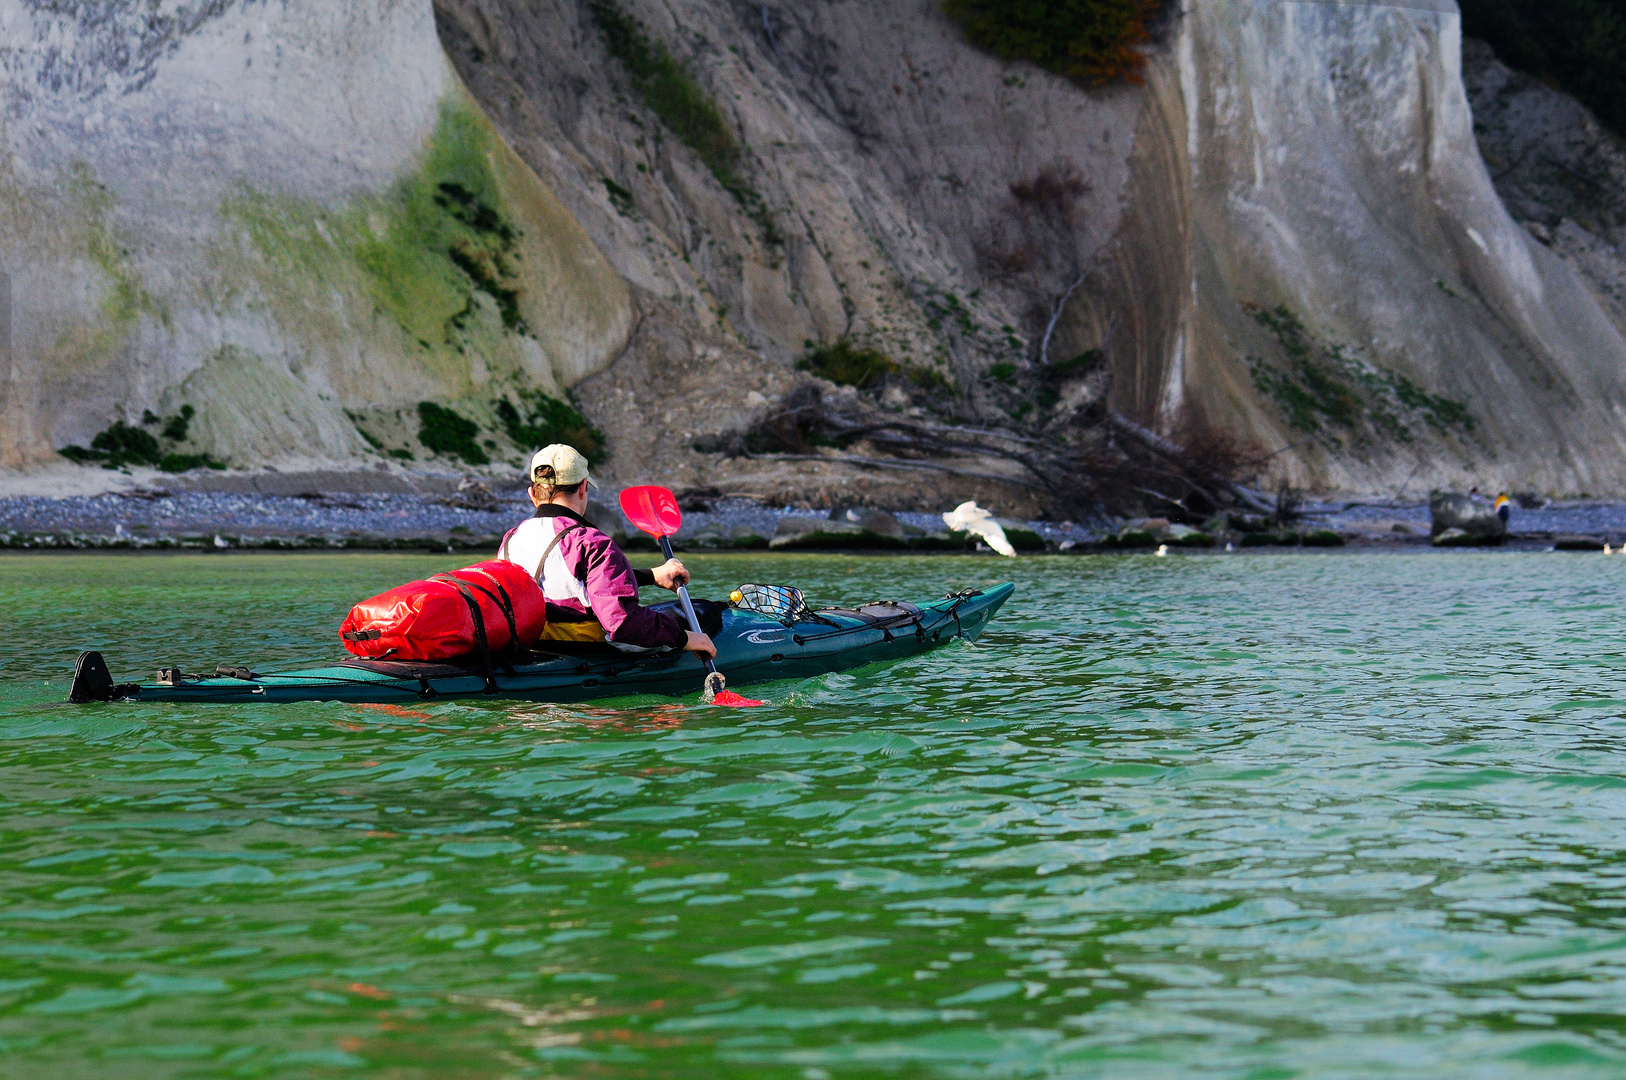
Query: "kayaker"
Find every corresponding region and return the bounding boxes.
[497,445,715,658]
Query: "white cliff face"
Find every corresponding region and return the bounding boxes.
[5,0,1626,499]
[0,0,629,470]
[1163,0,1626,494]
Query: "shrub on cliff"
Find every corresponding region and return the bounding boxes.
[494,391,605,459]
[798,341,951,394]
[588,0,737,185]
[417,402,489,466]
[1462,0,1626,137]
[942,0,1163,86]
[60,407,225,472]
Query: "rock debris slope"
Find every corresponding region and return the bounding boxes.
[5,0,1626,501]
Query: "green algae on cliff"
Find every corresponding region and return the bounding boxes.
[37,163,169,401]
[1247,305,1476,443]
[223,95,526,366]
[68,163,168,332]
[587,0,780,246]
[212,83,629,425]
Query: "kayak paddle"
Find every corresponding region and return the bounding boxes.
[618,485,764,707]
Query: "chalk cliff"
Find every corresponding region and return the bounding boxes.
[1166,0,1626,497]
[5,0,1626,503]
[0,0,629,475]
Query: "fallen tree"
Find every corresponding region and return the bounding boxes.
[720,384,1273,521]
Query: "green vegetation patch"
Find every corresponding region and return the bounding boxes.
[589,0,736,178]
[1052,348,1102,376]
[417,402,489,465]
[943,0,1164,87]
[588,0,779,243]
[225,96,529,357]
[1247,305,1473,443]
[60,406,225,472]
[1384,370,1476,432]
[437,182,526,333]
[799,340,950,393]
[69,163,166,331]
[494,390,606,459]
[60,422,157,469]
[801,341,898,389]
[603,177,634,215]
[1461,0,1626,139]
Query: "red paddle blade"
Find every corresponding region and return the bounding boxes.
[711,689,765,707]
[619,485,683,538]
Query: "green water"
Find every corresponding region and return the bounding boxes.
[2,550,1625,1079]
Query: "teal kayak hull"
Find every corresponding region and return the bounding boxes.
[75,584,1014,705]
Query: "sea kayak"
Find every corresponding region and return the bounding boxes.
[69,583,1014,706]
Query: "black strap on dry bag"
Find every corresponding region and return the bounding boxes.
[431,574,499,693]
[452,569,521,671]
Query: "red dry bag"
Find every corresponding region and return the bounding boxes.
[338,560,546,662]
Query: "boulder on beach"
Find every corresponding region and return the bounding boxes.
[585,499,633,544]
[995,519,1048,551]
[1432,527,1480,547]
[1109,518,1169,549]
[828,506,905,540]
[1164,523,1216,548]
[1112,527,1159,549]
[1301,529,1346,547]
[1430,493,1506,542]
[1241,530,1298,547]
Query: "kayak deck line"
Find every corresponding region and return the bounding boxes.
[68,583,1015,706]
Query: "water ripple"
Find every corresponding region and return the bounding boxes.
[3,551,1626,1076]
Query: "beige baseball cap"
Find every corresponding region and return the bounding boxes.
[529,444,597,488]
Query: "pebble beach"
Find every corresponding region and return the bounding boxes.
[3,486,1625,552]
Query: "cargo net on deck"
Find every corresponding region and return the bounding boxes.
[730,583,824,625]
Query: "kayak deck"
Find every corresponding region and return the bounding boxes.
[70,584,1015,705]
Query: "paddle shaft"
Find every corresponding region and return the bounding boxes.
[658,535,717,676]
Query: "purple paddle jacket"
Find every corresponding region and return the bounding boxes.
[497,505,688,650]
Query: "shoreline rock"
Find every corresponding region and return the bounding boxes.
[1430,493,1507,543]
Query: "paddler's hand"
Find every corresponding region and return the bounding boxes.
[652,559,690,591]
[684,631,717,660]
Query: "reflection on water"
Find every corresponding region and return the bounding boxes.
[2,551,1626,1077]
